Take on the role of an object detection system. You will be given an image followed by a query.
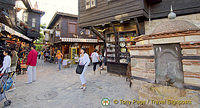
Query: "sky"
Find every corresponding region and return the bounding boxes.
[30,0,78,26]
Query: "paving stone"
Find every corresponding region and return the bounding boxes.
[1,59,199,108]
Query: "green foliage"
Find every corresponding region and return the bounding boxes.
[34,23,47,51]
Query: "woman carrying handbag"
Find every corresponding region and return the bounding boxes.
[76,48,90,91]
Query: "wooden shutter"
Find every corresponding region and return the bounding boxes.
[68,22,77,34]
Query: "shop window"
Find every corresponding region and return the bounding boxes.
[85,0,96,9]
[68,22,77,34]
[32,18,36,28]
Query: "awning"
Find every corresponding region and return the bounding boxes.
[61,38,103,43]
[0,23,32,41]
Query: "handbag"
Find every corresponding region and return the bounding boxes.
[76,65,85,74]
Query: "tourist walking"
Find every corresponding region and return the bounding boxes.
[10,49,18,90]
[26,45,38,84]
[38,51,41,59]
[79,48,90,91]
[91,49,100,75]
[102,50,107,70]
[0,50,11,74]
[98,52,103,70]
[56,50,63,71]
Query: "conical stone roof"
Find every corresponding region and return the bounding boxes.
[151,20,200,35]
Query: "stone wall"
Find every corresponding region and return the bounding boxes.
[130,32,200,87]
[131,58,155,80]
[145,13,200,35]
[182,46,200,87]
[130,46,155,81]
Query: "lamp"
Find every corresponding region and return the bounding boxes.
[168,5,176,19]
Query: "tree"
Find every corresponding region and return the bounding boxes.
[34,23,47,51]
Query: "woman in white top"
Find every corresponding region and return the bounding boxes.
[0,50,11,74]
[79,48,90,91]
[91,49,100,75]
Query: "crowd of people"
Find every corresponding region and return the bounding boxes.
[0,45,106,91]
[0,45,38,90]
[37,48,106,91]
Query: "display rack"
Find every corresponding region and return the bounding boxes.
[106,30,136,76]
[106,31,136,64]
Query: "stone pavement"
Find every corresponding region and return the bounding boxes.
[0,60,199,108]
[0,61,138,108]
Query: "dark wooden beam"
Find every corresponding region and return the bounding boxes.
[134,18,141,36]
[112,23,120,63]
[21,0,32,11]
[89,26,105,42]
[146,0,162,4]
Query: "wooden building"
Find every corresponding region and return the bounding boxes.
[0,0,17,28]
[0,0,44,66]
[78,0,200,75]
[47,12,103,59]
[0,0,44,41]
[15,0,45,40]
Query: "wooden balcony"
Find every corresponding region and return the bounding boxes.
[0,0,15,7]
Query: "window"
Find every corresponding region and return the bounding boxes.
[23,12,28,23]
[85,29,93,37]
[68,22,77,34]
[85,29,90,35]
[85,0,96,9]
[32,18,36,28]
[91,0,96,7]
[55,31,61,37]
[85,0,91,9]
[56,24,60,29]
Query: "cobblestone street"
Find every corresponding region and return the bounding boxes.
[0,60,138,108]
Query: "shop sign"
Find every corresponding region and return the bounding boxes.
[61,38,101,43]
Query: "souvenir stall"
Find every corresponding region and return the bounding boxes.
[59,38,103,68]
[105,21,138,76]
[0,23,32,75]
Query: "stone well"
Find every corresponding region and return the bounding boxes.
[129,19,200,88]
